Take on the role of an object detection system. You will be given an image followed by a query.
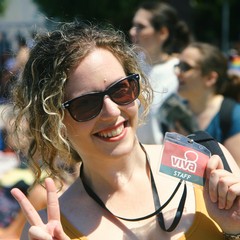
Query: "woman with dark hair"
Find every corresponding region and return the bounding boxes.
[129,1,194,144]
[175,42,240,166]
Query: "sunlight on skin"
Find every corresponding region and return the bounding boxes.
[11,178,70,240]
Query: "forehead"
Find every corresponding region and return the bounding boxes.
[181,47,201,64]
[64,48,125,98]
[133,9,152,25]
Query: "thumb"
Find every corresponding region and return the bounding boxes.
[29,226,53,240]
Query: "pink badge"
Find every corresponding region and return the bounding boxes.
[159,133,210,186]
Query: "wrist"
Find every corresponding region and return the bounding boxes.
[224,232,240,240]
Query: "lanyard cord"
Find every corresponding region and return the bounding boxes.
[80,143,187,231]
[156,181,187,232]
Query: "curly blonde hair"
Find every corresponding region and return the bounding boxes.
[11,21,152,182]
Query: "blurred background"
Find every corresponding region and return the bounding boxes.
[0,0,239,54]
[0,1,239,238]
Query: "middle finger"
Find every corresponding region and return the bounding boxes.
[45,178,61,222]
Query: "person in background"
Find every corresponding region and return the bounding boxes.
[0,31,11,69]
[12,34,30,76]
[175,42,240,166]
[0,32,12,102]
[222,53,240,103]
[7,21,240,240]
[129,1,194,144]
[0,34,30,102]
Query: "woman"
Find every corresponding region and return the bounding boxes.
[10,21,240,240]
[223,53,240,103]
[129,1,193,144]
[175,42,240,166]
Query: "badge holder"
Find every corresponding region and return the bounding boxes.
[159,132,211,186]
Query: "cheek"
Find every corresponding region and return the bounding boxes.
[63,113,90,142]
[125,101,139,125]
[183,73,197,85]
[139,29,155,42]
[189,75,203,87]
[178,75,194,94]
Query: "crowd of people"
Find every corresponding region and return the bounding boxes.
[0,1,240,240]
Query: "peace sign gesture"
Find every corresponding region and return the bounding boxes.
[11,178,70,240]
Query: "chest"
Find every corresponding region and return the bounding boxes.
[59,178,196,240]
[62,208,193,240]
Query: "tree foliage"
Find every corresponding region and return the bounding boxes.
[33,0,145,34]
[0,0,7,15]
[33,0,240,47]
[190,0,240,45]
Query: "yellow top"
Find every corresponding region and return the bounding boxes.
[61,214,87,240]
[61,186,223,240]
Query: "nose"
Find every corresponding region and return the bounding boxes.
[174,65,183,77]
[129,26,135,36]
[129,27,137,42]
[100,96,121,120]
[174,66,180,76]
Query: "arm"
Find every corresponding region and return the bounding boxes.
[223,103,240,167]
[224,133,240,167]
[204,145,240,236]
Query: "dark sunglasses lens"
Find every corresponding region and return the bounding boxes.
[179,62,192,72]
[67,74,140,122]
[110,76,140,105]
[69,94,102,121]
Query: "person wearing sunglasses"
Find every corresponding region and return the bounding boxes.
[9,21,240,240]
[176,42,240,167]
[129,1,193,144]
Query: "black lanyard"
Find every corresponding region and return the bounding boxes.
[80,143,187,232]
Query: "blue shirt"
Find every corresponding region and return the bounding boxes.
[205,101,240,143]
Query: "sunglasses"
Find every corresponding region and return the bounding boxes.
[62,73,140,122]
[174,61,196,73]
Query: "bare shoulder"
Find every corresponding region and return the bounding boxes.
[224,133,240,167]
[219,143,240,175]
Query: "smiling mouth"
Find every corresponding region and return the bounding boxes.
[96,123,125,138]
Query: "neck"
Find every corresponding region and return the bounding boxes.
[80,142,147,192]
[152,53,170,65]
[185,93,222,130]
[145,49,169,65]
[191,93,217,115]
[179,89,212,115]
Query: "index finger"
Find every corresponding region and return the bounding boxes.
[45,178,61,222]
[11,188,44,226]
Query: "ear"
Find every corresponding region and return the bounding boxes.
[205,71,218,87]
[157,26,169,42]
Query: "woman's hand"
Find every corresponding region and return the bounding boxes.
[204,155,240,234]
[11,178,70,240]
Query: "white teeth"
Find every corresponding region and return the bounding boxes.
[98,124,124,138]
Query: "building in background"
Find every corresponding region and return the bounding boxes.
[0,0,46,51]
